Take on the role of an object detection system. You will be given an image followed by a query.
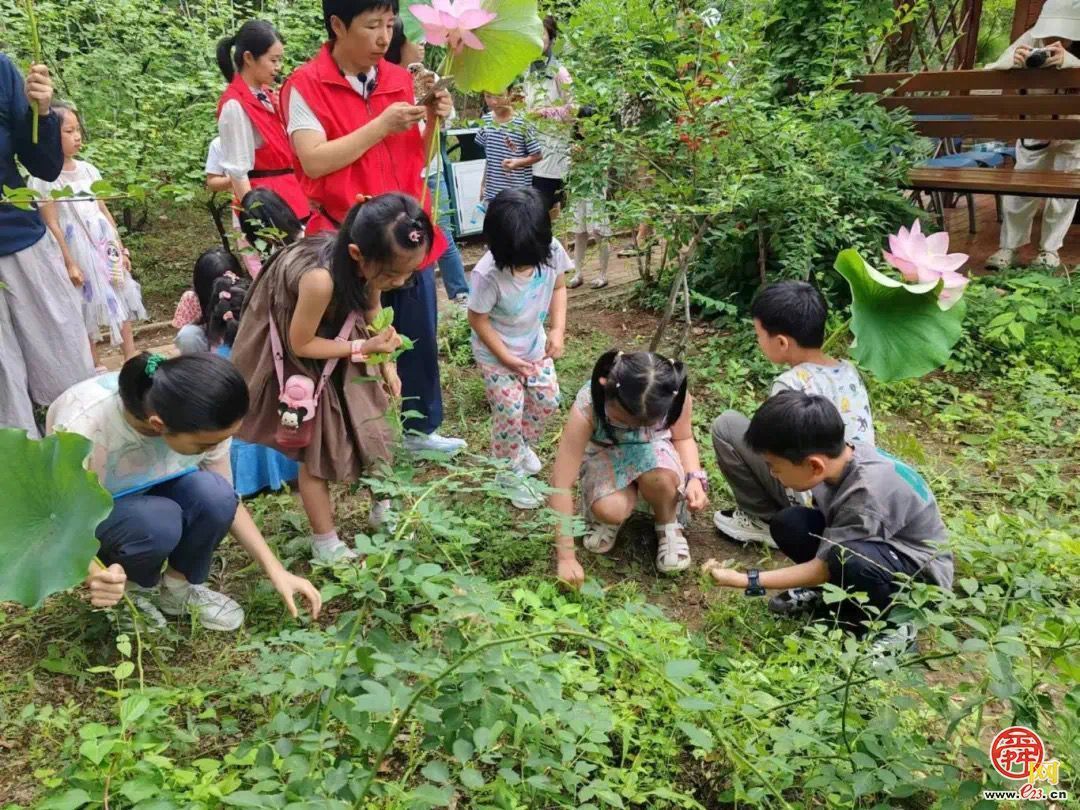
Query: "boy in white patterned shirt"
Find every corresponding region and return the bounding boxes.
[712,281,874,546]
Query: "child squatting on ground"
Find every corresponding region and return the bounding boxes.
[46,353,321,631]
[712,281,873,549]
[468,188,569,508]
[551,351,710,587]
[703,391,954,652]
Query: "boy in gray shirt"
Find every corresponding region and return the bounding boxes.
[712,282,874,547]
[703,391,952,643]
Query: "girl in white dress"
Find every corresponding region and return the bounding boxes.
[31,103,146,368]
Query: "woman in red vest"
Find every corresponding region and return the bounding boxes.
[282,0,464,454]
[216,20,311,276]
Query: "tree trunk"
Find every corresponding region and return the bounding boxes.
[650,217,711,353]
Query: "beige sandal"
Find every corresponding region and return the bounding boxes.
[656,523,691,573]
[584,522,619,554]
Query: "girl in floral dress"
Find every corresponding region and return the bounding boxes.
[31,102,145,368]
[548,350,710,587]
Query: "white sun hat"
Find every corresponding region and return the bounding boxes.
[1031,0,1080,42]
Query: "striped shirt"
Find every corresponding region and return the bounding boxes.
[475,112,541,201]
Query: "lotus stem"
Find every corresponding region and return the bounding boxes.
[23,0,42,144]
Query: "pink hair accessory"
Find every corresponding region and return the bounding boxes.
[222,311,235,321]
[408,229,423,244]
[219,291,232,300]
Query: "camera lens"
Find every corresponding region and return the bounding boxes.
[1026,49,1049,68]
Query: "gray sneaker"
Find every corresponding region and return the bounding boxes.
[713,509,776,548]
[870,622,918,669]
[156,582,244,632]
[496,471,543,510]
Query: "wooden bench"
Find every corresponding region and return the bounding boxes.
[851,68,1080,226]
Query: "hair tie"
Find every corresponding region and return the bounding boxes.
[219,291,232,300]
[222,311,235,322]
[145,354,165,378]
[408,229,423,244]
[224,271,238,283]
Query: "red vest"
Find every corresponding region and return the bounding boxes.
[216,74,311,221]
[282,45,446,264]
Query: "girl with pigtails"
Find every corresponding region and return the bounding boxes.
[548,350,710,587]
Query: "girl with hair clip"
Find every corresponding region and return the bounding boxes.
[216,20,311,276]
[549,350,710,586]
[231,192,432,564]
[46,352,321,631]
[174,247,243,354]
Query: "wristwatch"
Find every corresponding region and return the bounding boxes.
[685,470,708,491]
[745,568,765,597]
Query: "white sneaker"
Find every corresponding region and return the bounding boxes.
[157,581,244,632]
[1031,250,1061,270]
[870,623,918,670]
[496,471,543,509]
[311,537,360,565]
[517,446,542,476]
[713,509,776,548]
[986,248,1015,270]
[117,583,166,630]
[403,432,467,455]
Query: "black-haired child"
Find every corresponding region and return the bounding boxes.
[231,192,430,564]
[238,187,305,276]
[46,352,321,631]
[174,247,243,354]
[712,281,874,547]
[551,350,710,587]
[468,188,569,508]
[30,102,146,369]
[477,89,542,203]
[704,391,952,648]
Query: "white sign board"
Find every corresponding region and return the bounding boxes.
[450,159,486,236]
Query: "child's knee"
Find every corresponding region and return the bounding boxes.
[636,468,679,502]
[590,491,636,525]
[711,410,748,450]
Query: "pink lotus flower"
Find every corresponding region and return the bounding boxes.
[883,219,969,307]
[409,0,497,53]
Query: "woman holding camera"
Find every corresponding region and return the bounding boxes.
[986,0,1080,271]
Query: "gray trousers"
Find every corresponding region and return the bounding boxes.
[0,234,95,436]
[711,410,791,523]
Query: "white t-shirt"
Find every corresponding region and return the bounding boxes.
[286,67,379,136]
[771,360,875,446]
[46,374,231,496]
[205,137,226,176]
[468,239,573,366]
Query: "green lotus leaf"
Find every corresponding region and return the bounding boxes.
[835,249,967,382]
[445,0,544,93]
[0,429,113,608]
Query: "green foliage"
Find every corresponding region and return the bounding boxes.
[0,429,112,608]
[834,249,966,382]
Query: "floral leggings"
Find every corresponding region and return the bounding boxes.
[480,357,560,463]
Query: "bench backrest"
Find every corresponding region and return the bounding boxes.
[851,68,1080,140]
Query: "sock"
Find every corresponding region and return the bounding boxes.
[161,574,191,594]
[312,530,342,550]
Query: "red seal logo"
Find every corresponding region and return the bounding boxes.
[990,726,1045,781]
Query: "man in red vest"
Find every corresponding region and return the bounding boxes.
[284,0,466,455]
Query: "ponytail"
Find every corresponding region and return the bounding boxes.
[206,276,250,348]
[216,34,239,82]
[119,353,250,433]
[216,20,282,84]
[589,350,689,443]
[329,192,434,314]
